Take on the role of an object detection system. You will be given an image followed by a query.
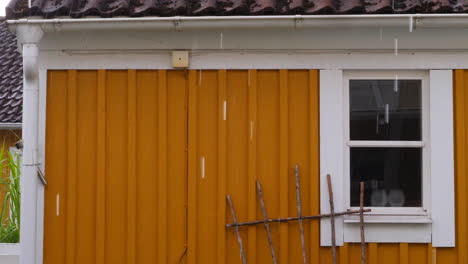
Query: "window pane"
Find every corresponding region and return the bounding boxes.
[350,80,421,141]
[350,147,422,207]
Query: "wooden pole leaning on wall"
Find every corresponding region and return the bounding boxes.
[360,181,366,264]
[226,195,248,264]
[294,164,308,264]
[256,180,278,264]
[327,174,337,264]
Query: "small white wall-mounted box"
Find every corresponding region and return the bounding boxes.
[172,51,189,68]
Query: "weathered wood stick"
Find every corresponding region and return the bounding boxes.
[226,195,248,264]
[295,164,307,264]
[360,182,366,264]
[327,174,337,264]
[226,209,371,228]
[256,180,278,264]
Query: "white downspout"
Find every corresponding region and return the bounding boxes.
[18,25,43,264]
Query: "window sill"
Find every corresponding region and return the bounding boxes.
[343,214,432,243]
[0,243,20,255]
[344,214,432,224]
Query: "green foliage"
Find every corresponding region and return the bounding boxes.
[0,144,20,243]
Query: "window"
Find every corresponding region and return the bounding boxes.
[320,70,455,246]
[344,72,429,216]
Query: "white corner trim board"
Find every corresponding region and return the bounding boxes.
[20,29,44,264]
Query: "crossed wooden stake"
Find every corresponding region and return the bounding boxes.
[226,166,369,264]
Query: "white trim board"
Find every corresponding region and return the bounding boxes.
[319,69,345,246]
[429,70,455,247]
[38,51,468,70]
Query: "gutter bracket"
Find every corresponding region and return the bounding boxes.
[174,16,182,32]
[415,17,422,29]
[295,15,303,29]
[53,19,63,32]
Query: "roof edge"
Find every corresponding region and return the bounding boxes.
[0,123,22,129]
[8,14,468,34]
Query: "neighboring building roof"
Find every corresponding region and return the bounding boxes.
[0,19,22,124]
[5,0,468,19]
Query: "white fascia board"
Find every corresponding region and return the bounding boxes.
[429,70,455,247]
[36,50,468,71]
[0,123,22,129]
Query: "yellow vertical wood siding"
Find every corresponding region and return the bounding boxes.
[44,69,467,264]
[0,130,21,149]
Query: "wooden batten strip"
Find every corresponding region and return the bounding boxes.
[279,69,289,264]
[339,243,348,264]
[95,70,107,264]
[188,70,198,264]
[247,69,258,264]
[65,70,77,264]
[217,69,227,264]
[426,244,434,264]
[399,243,408,264]
[127,70,137,264]
[368,243,378,264]
[157,70,168,264]
[454,70,467,264]
[309,70,320,264]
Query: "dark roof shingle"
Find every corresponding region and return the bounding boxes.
[6,0,468,19]
[0,19,22,124]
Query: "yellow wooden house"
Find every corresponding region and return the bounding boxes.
[4,0,468,264]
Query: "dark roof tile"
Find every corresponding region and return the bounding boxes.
[0,19,22,124]
[7,0,468,18]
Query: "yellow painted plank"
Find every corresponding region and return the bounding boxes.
[454,70,467,264]
[135,70,158,263]
[225,70,249,264]
[157,70,168,264]
[96,70,106,264]
[166,71,189,263]
[65,70,77,264]
[378,244,398,264]
[369,243,378,264]
[279,69,289,264]
[105,71,128,264]
[286,70,311,264]
[309,70,320,264]
[75,71,98,263]
[44,71,68,264]
[400,243,409,264]
[427,244,436,264]
[256,70,281,263]
[217,70,227,264]
[126,70,137,264]
[339,244,349,264]
[188,70,198,264]
[247,69,258,264]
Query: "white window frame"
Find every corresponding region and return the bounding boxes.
[320,69,455,246]
[343,71,430,217]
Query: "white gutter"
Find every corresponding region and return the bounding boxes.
[0,123,22,129]
[7,14,468,32]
